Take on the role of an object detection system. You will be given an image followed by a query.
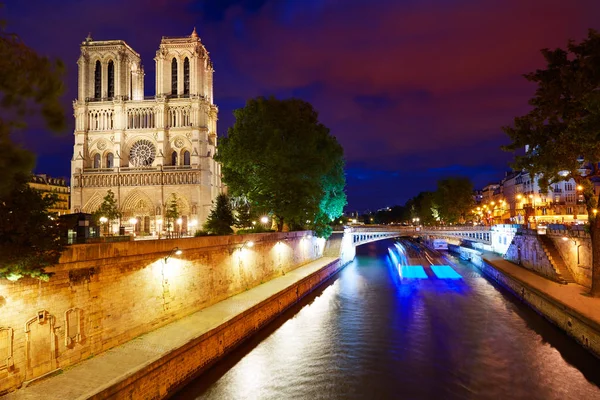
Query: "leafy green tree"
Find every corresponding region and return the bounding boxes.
[216,97,346,237]
[0,175,62,281]
[0,21,66,197]
[406,192,437,225]
[503,29,600,295]
[204,193,235,235]
[165,193,180,237]
[433,177,474,224]
[92,189,121,235]
[0,18,66,281]
[230,195,255,229]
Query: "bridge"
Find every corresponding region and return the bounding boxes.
[327,224,519,262]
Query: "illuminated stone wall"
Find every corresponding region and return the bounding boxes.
[547,231,591,288]
[504,231,561,281]
[0,231,323,395]
[504,230,592,287]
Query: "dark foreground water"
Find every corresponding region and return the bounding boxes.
[175,239,600,400]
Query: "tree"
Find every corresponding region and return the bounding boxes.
[216,97,347,237]
[503,29,600,295]
[433,177,474,224]
[0,17,66,281]
[165,193,180,237]
[405,192,437,225]
[0,20,66,197]
[0,175,62,281]
[204,193,236,235]
[92,189,121,235]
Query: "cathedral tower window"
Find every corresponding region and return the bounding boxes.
[171,58,178,95]
[171,151,178,166]
[106,153,114,168]
[94,60,101,99]
[184,58,190,95]
[183,150,190,166]
[93,154,101,169]
[107,60,115,98]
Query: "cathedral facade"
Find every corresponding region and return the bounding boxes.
[70,29,221,235]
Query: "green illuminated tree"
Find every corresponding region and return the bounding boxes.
[0,175,61,281]
[0,15,66,281]
[216,97,346,238]
[92,189,121,235]
[204,193,235,235]
[165,194,180,237]
[503,29,600,295]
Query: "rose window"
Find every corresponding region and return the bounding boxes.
[129,140,156,166]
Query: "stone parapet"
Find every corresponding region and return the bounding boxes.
[0,231,322,395]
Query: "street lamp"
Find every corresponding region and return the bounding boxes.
[156,218,163,239]
[129,217,138,236]
[562,236,581,265]
[99,216,108,236]
[177,217,183,237]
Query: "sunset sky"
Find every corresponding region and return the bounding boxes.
[7,0,600,212]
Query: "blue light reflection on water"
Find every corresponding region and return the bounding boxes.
[431,265,462,279]
[177,239,600,400]
[399,265,428,279]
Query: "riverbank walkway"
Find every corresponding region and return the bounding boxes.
[2,257,339,400]
[482,252,600,327]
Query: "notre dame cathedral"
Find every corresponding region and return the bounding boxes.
[70,29,222,235]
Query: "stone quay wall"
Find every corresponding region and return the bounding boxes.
[0,231,323,395]
[503,230,592,287]
[453,247,600,359]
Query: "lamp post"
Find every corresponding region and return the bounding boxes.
[156,218,163,239]
[176,217,183,237]
[529,194,535,227]
[562,236,582,265]
[129,217,138,237]
[99,216,108,236]
[575,184,583,223]
[516,194,523,224]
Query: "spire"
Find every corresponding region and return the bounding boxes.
[85,32,93,43]
[191,27,198,38]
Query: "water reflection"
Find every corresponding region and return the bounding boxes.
[176,240,600,400]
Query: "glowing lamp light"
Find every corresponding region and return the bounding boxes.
[594,209,598,215]
[562,237,569,241]
[99,216,108,223]
[164,247,183,263]
[129,217,138,225]
[176,218,183,225]
[245,240,254,248]
[577,185,583,191]
[260,216,269,224]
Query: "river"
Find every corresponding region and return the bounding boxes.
[175,239,600,399]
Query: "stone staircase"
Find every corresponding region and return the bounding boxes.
[539,235,576,284]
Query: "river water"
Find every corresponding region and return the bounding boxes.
[175,239,600,400]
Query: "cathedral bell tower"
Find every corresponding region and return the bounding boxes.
[154,27,214,103]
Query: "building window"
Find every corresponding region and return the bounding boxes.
[93,154,101,169]
[94,60,101,99]
[567,207,573,214]
[171,58,178,95]
[565,183,573,191]
[183,58,190,95]
[106,153,114,168]
[171,151,178,166]
[107,60,114,98]
[183,150,190,165]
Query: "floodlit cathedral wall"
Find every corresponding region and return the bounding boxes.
[70,29,221,234]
